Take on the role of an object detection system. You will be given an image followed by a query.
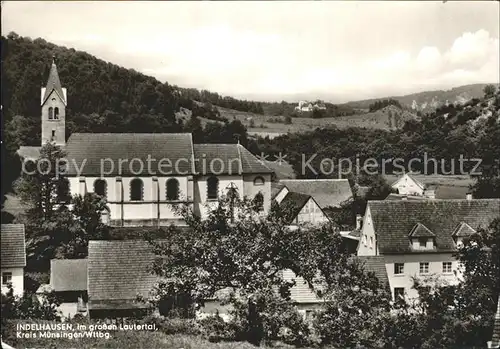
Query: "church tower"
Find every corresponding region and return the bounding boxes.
[41,56,67,146]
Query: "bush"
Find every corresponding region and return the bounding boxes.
[199,314,242,342]
[139,315,201,336]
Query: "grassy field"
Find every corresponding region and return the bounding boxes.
[176,104,418,136]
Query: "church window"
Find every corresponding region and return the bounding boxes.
[166,178,180,201]
[207,176,219,200]
[253,176,265,186]
[48,107,54,120]
[54,107,60,120]
[51,130,56,140]
[130,178,144,201]
[94,179,107,198]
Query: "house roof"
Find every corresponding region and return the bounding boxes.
[50,259,87,292]
[408,223,436,238]
[1,224,26,268]
[271,182,286,199]
[193,144,273,175]
[452,222,476,237]
[355,256,389,286]
[385,193,428,201]
[391,173,426,190]
[279,179,353,208]
[42,59,66,106]
[263,160,295,180]
[491,295,500,348]
[65,133,195,176]
[279,191,312,222]
[88,240,158,310]
[367,199,500,254]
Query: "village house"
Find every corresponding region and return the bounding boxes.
[17,58,274,227]
[36,259,88,318]
[390,173,435,199]
[357,198,500,302]
[1,224,26,296]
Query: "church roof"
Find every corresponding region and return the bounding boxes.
[42,57,66,106]
[65,133,195,176]
[193,144,273,175]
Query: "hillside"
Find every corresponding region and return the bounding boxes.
[342,83,499,113]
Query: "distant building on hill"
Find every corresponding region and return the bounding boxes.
[294,100,326,112]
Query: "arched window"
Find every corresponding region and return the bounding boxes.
[54,107,59,120]
[94,179,107,198]
[166,178,180,201]
[130,178,143,201]
[207,176,219,200]
[48,107,54,120]
[57,178,71,203]
[253,176,265,186]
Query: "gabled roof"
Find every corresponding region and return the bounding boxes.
[280,191,312,223]
[367,199,500,254]
[408,223,436,238]
[355,256,389,287]
[279,179,353,208]
[65,133,195,176]
[88,240,158,310]
[50,259,87,292]
[391,173,425,190]
[452,222,476,237]
[42,58,66,106]
[1,224,26,268]
[193,144,273,175]
[271,182,286,200]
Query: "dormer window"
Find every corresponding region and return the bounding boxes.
[409,223,436,250]
[452,222,475,248]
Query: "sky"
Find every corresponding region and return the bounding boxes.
[2,1,499,103]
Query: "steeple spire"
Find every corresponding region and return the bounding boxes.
[42,55,66,105]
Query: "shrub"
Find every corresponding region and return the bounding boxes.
[139,315,201,336]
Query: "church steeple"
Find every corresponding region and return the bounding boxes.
[41,55,67,146]
[41,55,66,106]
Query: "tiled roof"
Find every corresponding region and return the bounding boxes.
[88,240,158,310]
[1,224,26,268]
[279,179,353,208]
[65,133,195,176]
[283,269,322,304]
[50,259,87,292]
[355,256,389,286]
[368,199,500,254]
[42,60,66,105]
[391,173,425,190]
[408,223,436,238]
[491,295,500,348]
[452,222,476,237]
[193,144,273,175]
[262,160,295,180]
[279,191,311,222]
[271,182,286,199]
[385,193,428,201]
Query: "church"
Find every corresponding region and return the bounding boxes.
[18,58,274,226]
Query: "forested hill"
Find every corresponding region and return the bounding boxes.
[1,33,267,129]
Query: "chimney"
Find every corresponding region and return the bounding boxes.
[356,214,363,230]
[466,193,473,201]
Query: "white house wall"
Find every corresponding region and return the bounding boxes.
[1,267,24,296]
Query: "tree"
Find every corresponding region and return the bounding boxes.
[147,196,323,345]
[14,142,69,223]
[484,84,497,98]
